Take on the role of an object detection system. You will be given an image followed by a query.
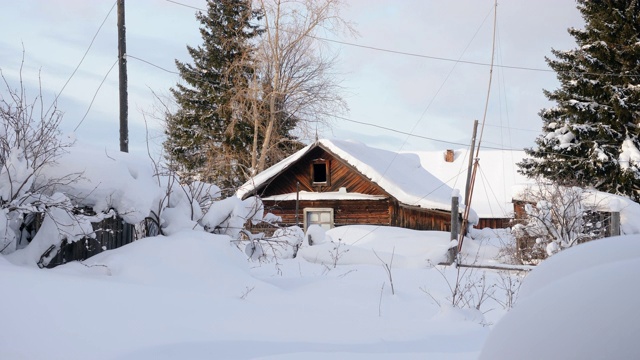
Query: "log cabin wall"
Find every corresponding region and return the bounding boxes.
[475,218,512,229]
[264,199,392,227]
[393,203,452,231]
[262,199,454,232]
[254,146,391,198]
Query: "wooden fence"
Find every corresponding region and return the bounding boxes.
[46,216,133,268]
[45,217,158,268]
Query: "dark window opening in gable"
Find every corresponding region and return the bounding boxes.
[312,160,330,185]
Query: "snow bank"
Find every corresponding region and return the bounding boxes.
[62,230,255,289]
[0,148,34,201]
[37,141,161,224]
[1,227,498,360]
[479,235,640,359]
[298,225,453,267]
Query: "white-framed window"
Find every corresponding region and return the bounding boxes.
[303,208,334,231]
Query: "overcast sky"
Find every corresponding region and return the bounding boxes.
[1,0,583,155]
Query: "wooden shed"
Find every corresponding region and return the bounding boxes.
[237,139,466,232]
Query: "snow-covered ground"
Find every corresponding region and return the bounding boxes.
[1,225,522,360]
[480,235,640,359]
[3,205,640,359]
[2,139,639,359]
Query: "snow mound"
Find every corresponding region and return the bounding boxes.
[479,235,640,360]
[55,230,254,290]
[38,142,160,224]
[298,225,452,268]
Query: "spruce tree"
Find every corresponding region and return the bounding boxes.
[164,0,260,192]
[518,0,640,201]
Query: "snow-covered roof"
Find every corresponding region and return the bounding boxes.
[237,139,460,212]
[411,149,531,218]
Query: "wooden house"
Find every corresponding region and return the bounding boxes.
[237,139,471,232]
[411,148,532,229]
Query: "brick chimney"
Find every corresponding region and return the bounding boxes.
[444,149,455,163]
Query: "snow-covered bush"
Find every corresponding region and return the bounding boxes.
[0,70,83,262]
[305,224,327,246]
[512,182,606,260]
[241,226,304,262]
[0,69,278,265]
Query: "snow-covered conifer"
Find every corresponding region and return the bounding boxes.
[163,0,261,193]
[519,0,640,200]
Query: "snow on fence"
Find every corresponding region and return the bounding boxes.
[45,215,158,268]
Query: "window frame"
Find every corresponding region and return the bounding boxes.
[311,159,330,186]
[303,207,334,231]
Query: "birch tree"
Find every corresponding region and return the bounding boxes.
[247,0,354,173]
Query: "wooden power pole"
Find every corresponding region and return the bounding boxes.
[117,0,128,153]
[465,120,479,204]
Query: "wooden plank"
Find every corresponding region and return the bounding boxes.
[455,262,534,272]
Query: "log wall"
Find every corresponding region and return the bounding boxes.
[264,199,392,227]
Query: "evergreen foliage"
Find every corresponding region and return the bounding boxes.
[164,0,261,193]
[518,0,640,200]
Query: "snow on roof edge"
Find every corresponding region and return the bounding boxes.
[237,139,459,212]
[236,142,315,199]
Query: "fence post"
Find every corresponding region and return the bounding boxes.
[446,195,460,265]
[610,211,620,237]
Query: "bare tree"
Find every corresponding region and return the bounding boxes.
[0,62,89,262]
[244,0,355,173]
[512,180,608,261]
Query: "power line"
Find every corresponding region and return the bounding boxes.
[75,59,119,132]
[127,54,531,152]
[331,115,471,148]
[127,55,179,74]
[127,54,479,148]
[312,35,556,74]
[164,0,203,11]
[128,54,613,162]
[483,123,540,133]
[163,0,639,79]
[51,1,117,114]
[163,0,550,73]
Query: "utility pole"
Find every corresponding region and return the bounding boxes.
[117,0,128,153]
[465,120,479,204]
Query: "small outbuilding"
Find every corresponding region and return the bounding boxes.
[237,139,473,232]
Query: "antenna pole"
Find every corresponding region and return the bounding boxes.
[465,120,479,205]
[458,0,497,254]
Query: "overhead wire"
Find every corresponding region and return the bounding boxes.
[163,0,640,78]
[494,20,517,204]
[127,54,611,164]
[158,0,635,165]
[164,0,203,11]
[370,3,495,185]
[75,59,119,131]
[49,1,117,115]
[458,0,499,254]
[345,3,497,246]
